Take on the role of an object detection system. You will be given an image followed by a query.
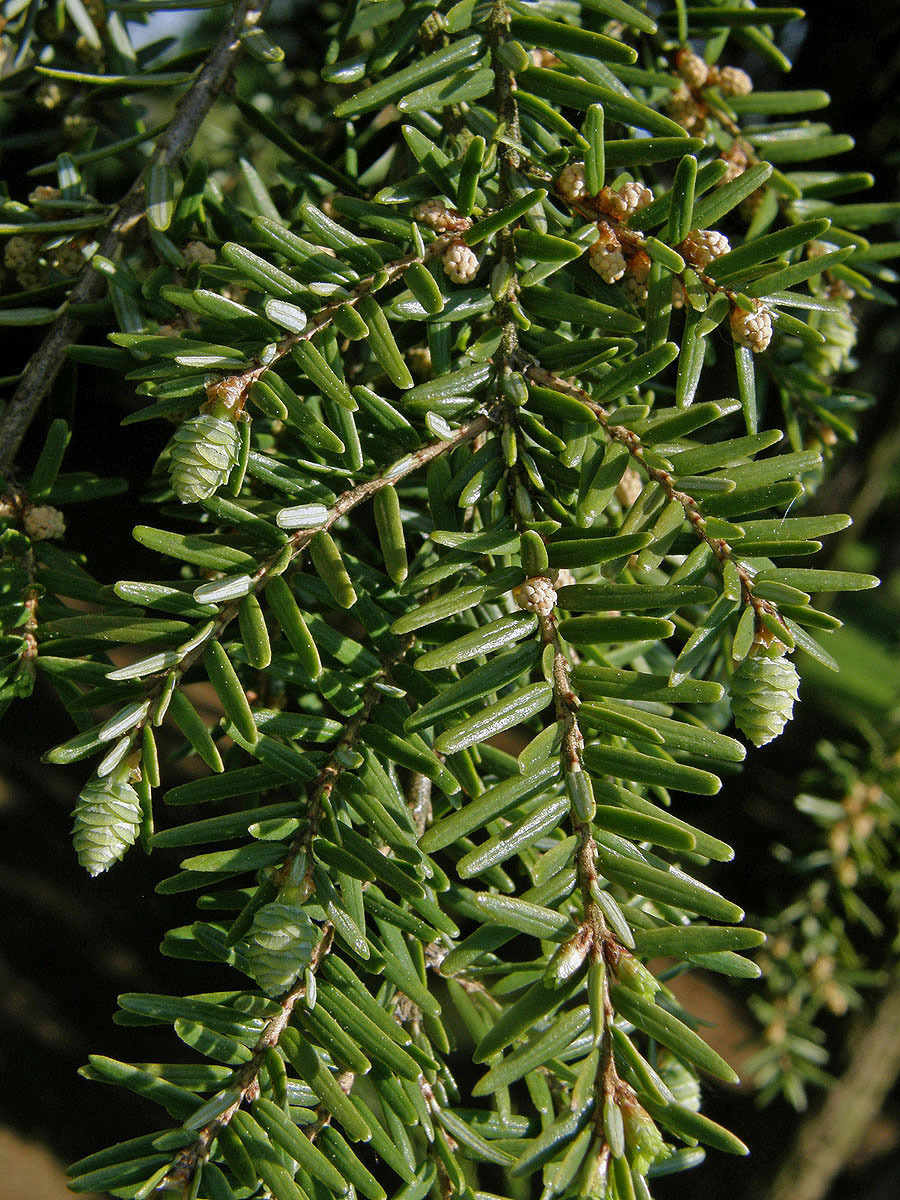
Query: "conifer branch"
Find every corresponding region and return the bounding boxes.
[100,415,491,804]
[525,364,787,636]
[0,0,270,476]
[205,232,458,415]
[7,4,887,1196]
[162,648,419,1189]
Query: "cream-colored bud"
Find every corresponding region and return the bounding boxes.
[681,228,732,269]
[730,301,773,353]
[442,242,479,284]
[717,65,753,96]
[676,49,709,89]
[413,198,451,231]
[514,576,557,616]
[24,505,66,540]
[588,241,627,283]
[556,162,588,202]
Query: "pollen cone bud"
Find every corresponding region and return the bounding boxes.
[731,647,800,747]
[556,161,588,202]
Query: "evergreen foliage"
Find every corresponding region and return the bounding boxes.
[0,2,898,1199]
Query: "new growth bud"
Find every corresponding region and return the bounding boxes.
[730,301,773,353]
[556,161,588,202]
[442,241,479,284]
[514,575,557,616]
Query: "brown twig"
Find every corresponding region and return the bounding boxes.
[205,233,456,415]
[525,363,784,632]
[86,414,491,812]
[0,0,270,476]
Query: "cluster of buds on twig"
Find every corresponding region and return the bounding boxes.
[556,166,653,221]
[596,180,654,221]
[668,49,754,130]
[675,49,753,96]
[411,197,471,234]
[587,219,653,305]
[556,173,656,304]
[409,200,478,283]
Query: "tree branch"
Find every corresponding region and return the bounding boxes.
[94,415,492,797]
[766,977,900,1200]
[0,0,270,477]
[525,363,786,636]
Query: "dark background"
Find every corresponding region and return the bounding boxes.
[1,3,899,1198]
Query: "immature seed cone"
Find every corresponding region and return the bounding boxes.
[72,769,142,877]
[731,649,800,747]
[167,412,241,503]
[246,901,318,997]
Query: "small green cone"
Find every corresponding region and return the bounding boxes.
[731,647,800,747]
[72,766,142,876]
[246,901,318,997]
[167,412,241,503]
